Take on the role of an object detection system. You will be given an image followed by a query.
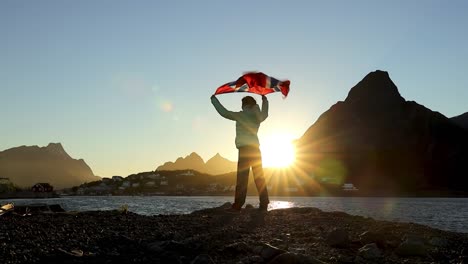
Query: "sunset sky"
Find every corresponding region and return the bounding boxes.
[2,0,468,177]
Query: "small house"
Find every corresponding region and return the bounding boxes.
[32,183,54,193]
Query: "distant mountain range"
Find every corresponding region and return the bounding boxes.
[295,70,468,195]
[0,143,100,189]
[156,152,237,175]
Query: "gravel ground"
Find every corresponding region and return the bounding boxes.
[0,203,467,264]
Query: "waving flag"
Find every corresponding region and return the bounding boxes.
[215,72,290,97]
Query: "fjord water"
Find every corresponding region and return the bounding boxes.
[2,196,467,233]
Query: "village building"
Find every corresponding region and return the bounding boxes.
[160,177,169,186]
[145,181,156,187]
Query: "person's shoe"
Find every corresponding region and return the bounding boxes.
[224,207,241,214]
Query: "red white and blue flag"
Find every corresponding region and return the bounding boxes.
[215,72,290,97]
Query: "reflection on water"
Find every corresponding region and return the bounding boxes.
[269,200,294,210]
[1,196,467,233]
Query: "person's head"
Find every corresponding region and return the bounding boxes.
[241,96,256,109]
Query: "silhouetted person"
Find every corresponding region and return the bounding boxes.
[211,94,270,212]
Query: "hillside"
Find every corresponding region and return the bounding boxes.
[451,112,468,130]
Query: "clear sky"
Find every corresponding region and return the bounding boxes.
[1,0,468,177]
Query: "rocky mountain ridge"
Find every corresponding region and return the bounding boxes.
[0,143,99,189]
[156,152,237,175]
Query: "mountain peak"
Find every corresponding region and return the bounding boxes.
[157,152,236,175]
[187,152,204,162]
[345,70,404,107]
[45,143,70,159]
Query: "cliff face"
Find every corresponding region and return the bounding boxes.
[296,70,468,194]
[156,152,236,175]
[0,143,99,189]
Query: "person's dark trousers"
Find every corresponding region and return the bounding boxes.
[232,145,269,210]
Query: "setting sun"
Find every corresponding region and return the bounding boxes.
[260,134,296,168]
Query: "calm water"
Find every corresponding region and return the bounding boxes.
[1,196,467,233]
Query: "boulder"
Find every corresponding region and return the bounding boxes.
[356,243,382,260]
[359,231,384,246]
[260,243,287,261]
[396,236,428,256]
[326,228,349,247]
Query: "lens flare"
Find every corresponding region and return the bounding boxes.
[160,101,173,112]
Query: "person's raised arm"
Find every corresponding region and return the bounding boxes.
[211,95,238,121]
[259,95,269,122]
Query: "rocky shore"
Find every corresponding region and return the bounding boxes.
[0,203,467,264]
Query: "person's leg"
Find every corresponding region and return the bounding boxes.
[233,147,250,210]
[251,146,269,209]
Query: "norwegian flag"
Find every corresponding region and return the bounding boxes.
[215,72,290,97]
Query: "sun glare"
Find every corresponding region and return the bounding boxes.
[260,134,296,168]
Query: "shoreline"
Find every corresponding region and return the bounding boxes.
[1,204,467,263]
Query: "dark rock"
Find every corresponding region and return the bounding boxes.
[429,236,449,247]
[245,204,254,209]
[224,242,250,254]
[396,236,428,256]
[359,230,390,248]
[260,243,287,261]
[49,204,65,212]
[356,243,382,260]
[191,254,215,264]
[326,228,349,247]
[268,252,325,264]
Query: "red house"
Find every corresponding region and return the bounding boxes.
[31,183,54,193]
